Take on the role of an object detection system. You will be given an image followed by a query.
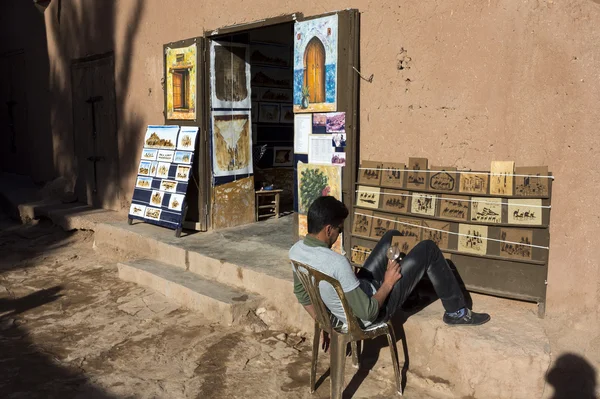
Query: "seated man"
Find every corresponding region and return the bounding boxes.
[290,196,490,333]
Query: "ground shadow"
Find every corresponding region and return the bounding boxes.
[0,285,116,397]
[546,353,598,399]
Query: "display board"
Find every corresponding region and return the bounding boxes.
[350,159,553,317]
[128,125,198,236]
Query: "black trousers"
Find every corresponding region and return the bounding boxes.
[357,230,466,322]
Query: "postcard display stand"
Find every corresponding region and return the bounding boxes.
[128,125,198,237]
[350,160,553,317]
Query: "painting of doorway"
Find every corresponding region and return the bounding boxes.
[165,43,197,120]
[293,15,338,113]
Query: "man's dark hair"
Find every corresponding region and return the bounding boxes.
[307,196,349,234]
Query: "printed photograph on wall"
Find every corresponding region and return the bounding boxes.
[332,133,346,148]
[381,163,405,188]
[507,199,543,225]
[210,41,251,109]
[326,112,345,133]
[471,197,502,223]
[458,224,488,255]
[423,220,451,250]
[490,161,515,196]
[144,125,179,150]
[406,158,428,189]
[499,228,533,260]
[352,210,373,237]
[356,185,381,209]
[312,113,327,133]
[514,166,549,197]
[429,166,457,192]
[410,193,437,216]
[331,152,346,166]
[165,44,197,120]
[381,189,409,213]
[297,162,342,214]
[273,147,293,167]
[294,15,338,112]
[211,111,253,177]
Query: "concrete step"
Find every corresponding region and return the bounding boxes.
[117,259,263,326]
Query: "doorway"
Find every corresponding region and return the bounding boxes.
[71,53,121,210]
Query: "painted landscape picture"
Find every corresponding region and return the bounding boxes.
[211,42,250,109]
[144,126,179,150]
[293,15,338,112]
[211,111,253,177]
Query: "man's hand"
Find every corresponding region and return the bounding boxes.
[321,330,330,352]
[383,259,402,288]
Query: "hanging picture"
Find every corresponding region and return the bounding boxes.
[165,44,197,120]
[211,111,253,177]
[174,151,193,164]
[177,126,198,151]
[471,197,502,224]
[326,112,345,133]
[392,217,422,254]
[440,195,469,221]
[499,228,533,260]
[406,158,428,189]
[370,213,396,239]
[294,15,338,113]
[258,88,293,103]
[358,160,383,185]
[351,245,373,266]
[258,102,280,123]
[381,189,410,213]
[507,199,543,225]
[410,193,437,216]
[331,152,346,166]
[273,147,294,167]
[280,105,294,124]
[210,41,251,109]
[422,220,451,250]
[459,172,489,194]
[514,166,549,197]
[297,162,342,214]
[144,125,179,150]
[251,67,292,88]
[458,224,488,255]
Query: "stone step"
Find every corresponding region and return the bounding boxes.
[117,259,263,325]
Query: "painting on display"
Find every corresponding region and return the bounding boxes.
[507,199,543,225]
[381,189,409,213]
[471,197,502,224]
[406,158,428,189]
[410,193,437,216]
[210,41,251,109]
[429,166,457,192]
[351,245,373,266]
[358,161,383,185]
[459,172,489,194]
[129,125,197,232]
[258,88,293,103]
[490,161,515,196]
[514,166,549,197]
[165,44,197,120]
[280,105,294,124]
[422,220,451,250]
[392,217,422,254]
[440,195,469,221]
[356,185,381,209]
[297,162,342,214]
[499,228,533,260]
[251,67,292,88]
[370,213,396,239]
[381,163,405,188]
[273,147,293,167]
[211,111,253,177]
[293,15,338,113]
[250,43,291,68]
[458,224,488,255]
[258,103,280,123]
[352,210,373,237]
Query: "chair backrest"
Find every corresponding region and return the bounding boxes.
[290,259,364,337]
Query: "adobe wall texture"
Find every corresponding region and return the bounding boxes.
[1,0,599,372]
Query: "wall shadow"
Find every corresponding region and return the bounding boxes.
[546,353,598,399]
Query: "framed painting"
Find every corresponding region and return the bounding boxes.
[210,41,251,109]
[165,43,197,120]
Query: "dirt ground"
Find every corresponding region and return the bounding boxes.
[0,212,451,399]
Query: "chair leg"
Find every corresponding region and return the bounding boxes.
[330,333,347,399]
[310,322,320,393]
[351,341,359,368]
[386,324,403,395]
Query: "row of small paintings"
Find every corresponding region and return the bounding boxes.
[130,190,185,214]
[356,186,544,226]
[251,102,293,124]
[135,176,186,194]
[141,149,193,164]
[138,161,191,181]
[358,160,550,198]
[351,211,540,263]
[143,126,197,151]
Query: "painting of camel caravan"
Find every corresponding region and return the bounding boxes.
[294,15,338,113]
[211,111,253,177]
[144,125,179,150]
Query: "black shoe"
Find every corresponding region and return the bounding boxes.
[443,309,490,326]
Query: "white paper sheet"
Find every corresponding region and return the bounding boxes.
[294,114,311,154]
[308,135,333,165]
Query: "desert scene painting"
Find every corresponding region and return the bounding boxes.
[212,112,253,177]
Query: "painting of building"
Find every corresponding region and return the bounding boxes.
[211,111,253,177]
[165,44,197,120]
[294,15,338,112]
